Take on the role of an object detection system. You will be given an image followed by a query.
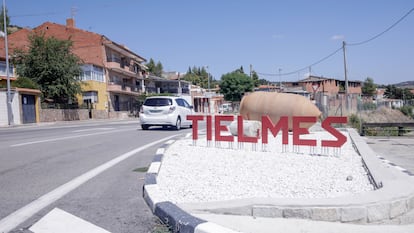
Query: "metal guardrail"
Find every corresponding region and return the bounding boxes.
[361,122,414,136]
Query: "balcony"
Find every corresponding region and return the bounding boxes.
[107,61,121,69]
[106,62,137,77]
[107,82,141,96]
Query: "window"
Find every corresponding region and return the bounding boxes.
[110,75,121,84]
[176,99,190,108]
[83,91,98,103]
[0,61,14,77]
[80,64,105,82]
[144,98,172,107]
[133,64,140,73]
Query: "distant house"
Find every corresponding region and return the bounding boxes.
[375,88,386,101]
[283,75,362,115]
[254,84,279,92]
[145,74,191,95]
[378,99,404,108]
[284,75,362,98]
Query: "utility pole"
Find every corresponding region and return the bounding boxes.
[249,64,252,79]
[206,66,210,93]
[278,68,282,92]
[342,41,349,112]
[3,0,13,125]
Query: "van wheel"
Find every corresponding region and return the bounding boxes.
[142,124,149,130]
[175,117,181,130]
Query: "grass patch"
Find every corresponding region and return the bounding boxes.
[151,219,171,233]
[133,166,148,172]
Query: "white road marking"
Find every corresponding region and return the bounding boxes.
[147,162,161,174]
[72,128,114,133]
[165,140,175,145]
[394,166,407,171]
[0,134,178,233]
[10,128,134,147]
[156,148,165,155]
[29,208,110,233]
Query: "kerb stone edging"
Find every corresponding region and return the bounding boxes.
[177,129,414,224]
[143,129,414,228]
[142,140,239,233]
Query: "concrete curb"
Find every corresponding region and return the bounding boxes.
[142,140,240,233]
[178,129,414,224]
[142,128,414,232]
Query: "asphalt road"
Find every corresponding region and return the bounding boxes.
[365,136,414,174]
[0,119,190,233]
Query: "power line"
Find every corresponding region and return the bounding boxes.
[256,46,343,77]
[10,11,66,18]
[348,7,414,46]
[256,7,414,78]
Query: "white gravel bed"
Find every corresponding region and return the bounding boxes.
[156,128,374,203]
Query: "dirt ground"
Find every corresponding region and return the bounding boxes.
[358,107,414,123]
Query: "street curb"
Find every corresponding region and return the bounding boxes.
[142,140,240,233]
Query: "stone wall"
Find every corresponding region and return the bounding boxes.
[39,109,90,122]
[39,109,134,122]
[92,110,110,119]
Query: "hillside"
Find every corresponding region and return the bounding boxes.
[394,81,414,89]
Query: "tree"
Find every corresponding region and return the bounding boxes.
[383,85,414,100]
[258,78,269,85]
[384,85,395,99]
[182,65,219,89]
[145,58,163,77]
[155,61,163,77]
[146,58,156,74]
[11,76,39,89]
[219,71,253,102]
[13,33,83,104]
[361,77,377,97]
[0,5,10,34]
[252,71,260,87]
[235,66,245,74]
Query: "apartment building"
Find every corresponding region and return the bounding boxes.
[284,75,362,97]
[283,75,362,115]
[0,18,147,119]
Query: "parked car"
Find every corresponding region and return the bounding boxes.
[219,103,233,113]
[139,96,193,130]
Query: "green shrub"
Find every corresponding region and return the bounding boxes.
[348,114,361,131]
[399,106,414,119]
[12,77,39,89]
[361,102,376,110]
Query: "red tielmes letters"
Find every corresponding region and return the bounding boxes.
[187,115,347,148]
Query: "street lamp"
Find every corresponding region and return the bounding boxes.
[3,0,13,125]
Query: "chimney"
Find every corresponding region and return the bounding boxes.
[66,18,75,28]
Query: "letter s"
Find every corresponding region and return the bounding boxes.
[321,116,347,148]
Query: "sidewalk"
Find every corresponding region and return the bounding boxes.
[0,117,139,129]
[193,213,414,233]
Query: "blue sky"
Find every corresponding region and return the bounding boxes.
[5,0,414,84]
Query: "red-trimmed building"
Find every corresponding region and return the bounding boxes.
[0,18,148,119]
